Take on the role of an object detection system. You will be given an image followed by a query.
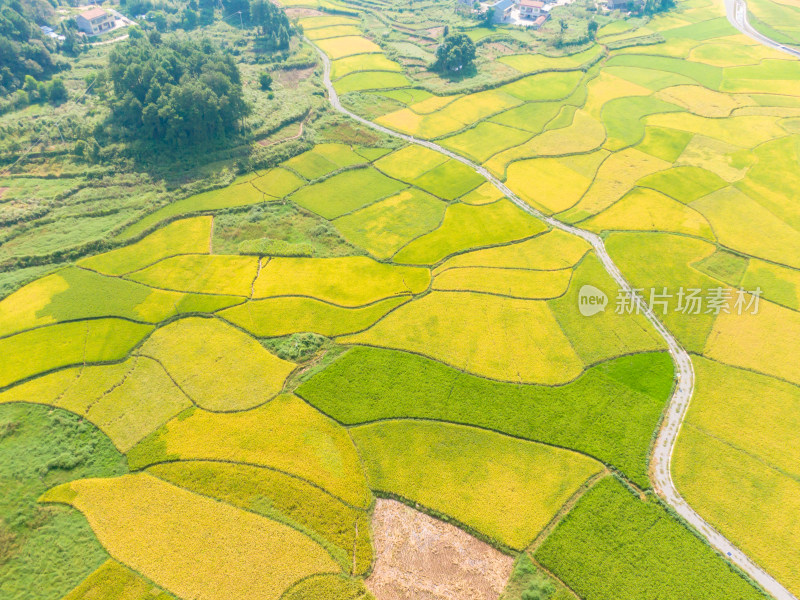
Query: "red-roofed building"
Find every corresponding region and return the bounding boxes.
[518,0,546,17]
[532,14,548,28]
[76,6,114,35]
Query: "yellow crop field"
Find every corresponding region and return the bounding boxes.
[741,259,800,310]
[78,216,212,276]
[298,15,358,29]
[80,357,192,451]
[42,474,340,600]
[583,72,652,118]
[376,107,465,138]
[673,358,800,595]
[497,46,602,73]
[252,256,430,305]
[127,254,259,296]
[62,559,174,600]
[676,135,750,182]
[0,356,191,452]
[646,112,785,146]
[558,148,671,222]
[583,187,715,239]
[128,394,372,507]
[219,295,409,338]
[330,53,403,79]
[305,24,362,40]
[440,122,532,163]
[374,145,449,181]
[138,317,295,411]
[333,189,446,259]
[433,267,572,299]
[351,420,603,550]
[0,270,66,336]
[282,144,366,180]
[435,229,590,272]
[704,295,800,386]
[689,40,783,66]
[434,89,522,127]
[0,318,152,389]
[655,85,746,117]
[315,36,382,59]
[341,292,584,384]
[675,427,800,596]
[393,200,546,265]
[485,111,606,175]
[548,253,667,363]
[460,182,504,205]
[409,94,462,114]
[149,461,373,574]
[505,156,594,214]
[692,187,800,268]
[0,266,240,338]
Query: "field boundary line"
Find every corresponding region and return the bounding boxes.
[140,457,371,511]
[306,30,797,599]
[527,469,609,553]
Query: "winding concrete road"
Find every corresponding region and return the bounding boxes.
[307,12,796,596]
[726,0,800,58]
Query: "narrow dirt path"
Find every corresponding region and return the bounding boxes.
[306,27,795,600]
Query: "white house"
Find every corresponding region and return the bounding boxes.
[518,0,546,18]
[76,7,115,36]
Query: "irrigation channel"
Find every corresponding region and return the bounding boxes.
[307,4,798,594]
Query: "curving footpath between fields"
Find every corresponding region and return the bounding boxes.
[307,17,797,599]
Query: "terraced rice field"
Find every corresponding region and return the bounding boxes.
[5,1,800,598]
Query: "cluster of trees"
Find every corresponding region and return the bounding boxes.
[0,0,60,95]
[106,35,248,148]
[219,0,293,49]
[431,33,476,73]
[250,0,291,49]
[642,0,675,15]
[122,0,215,32]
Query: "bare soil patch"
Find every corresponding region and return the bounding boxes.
[285,7,325,17]
[425,27,444,39]
[0,187,8,200]
[366,499,514,600]
[278,66,315,88]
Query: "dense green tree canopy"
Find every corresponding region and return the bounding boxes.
[0,0,58,95]
[250,0,291,49]
[432,33,476,73]
[106,36,248,148]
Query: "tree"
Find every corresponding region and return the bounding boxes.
[106,36,249,149]
[0,0,59,95]
[250,0,292,50]
[587,19,598,39]
[259,71,272,90]
[432,33,476,73]
[47,77,67,104]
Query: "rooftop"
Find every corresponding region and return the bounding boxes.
[78,6,109,19]
[519,0,545,7]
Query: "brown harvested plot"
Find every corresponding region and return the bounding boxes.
[366,499,513,600]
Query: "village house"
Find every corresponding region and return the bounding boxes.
[486,0,515,23]
[518,0,545,18]
[76,6,115,36]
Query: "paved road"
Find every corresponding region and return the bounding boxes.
[307,23,795,598]
[726,0,800,57]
